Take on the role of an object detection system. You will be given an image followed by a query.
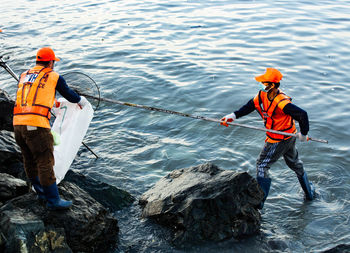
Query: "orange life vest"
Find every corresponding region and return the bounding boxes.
[253,89,296,143]
[13,66,59,128]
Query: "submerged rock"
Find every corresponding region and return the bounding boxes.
[139,163,263,245]
[0,176,119,252]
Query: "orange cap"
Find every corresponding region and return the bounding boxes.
[36,47,60,62]
[255,68,283,83]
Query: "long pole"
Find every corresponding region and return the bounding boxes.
[0,56,18,81]
[0,56,99,158]
[80,93,328,144]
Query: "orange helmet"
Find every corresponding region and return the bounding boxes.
[36,47,60,62]
[255,68,283,83]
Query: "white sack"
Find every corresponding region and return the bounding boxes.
[52,97,93,184]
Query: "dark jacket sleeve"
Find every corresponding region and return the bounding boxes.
[234,98,255,119]
[55,75,81,103]
[283,103,309,135]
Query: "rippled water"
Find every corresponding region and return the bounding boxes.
[1,0,350,252]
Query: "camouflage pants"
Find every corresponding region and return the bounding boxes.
[256,136,304,178]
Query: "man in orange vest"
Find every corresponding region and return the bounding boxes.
[13,47,88,210]
[220,68,315,209]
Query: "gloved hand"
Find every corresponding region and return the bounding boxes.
[220,112,236,127]
[78,96,88,109]
[297,132,308,142]
[53,99,61,108]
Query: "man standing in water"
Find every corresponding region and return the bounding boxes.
[220,68,315,209]
[13,47,88,210]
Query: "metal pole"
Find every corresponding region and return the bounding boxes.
[0,56,19,81]
[80,93,328,144]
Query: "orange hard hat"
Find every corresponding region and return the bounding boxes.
[255,68,283,83]
[36,47,60,62]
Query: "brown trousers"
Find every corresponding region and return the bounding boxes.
[14,125,56,186]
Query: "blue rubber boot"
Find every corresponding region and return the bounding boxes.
[43,182,72,210]
[30,176,46,202]
[297,172,315,200]
[257,177,272,209]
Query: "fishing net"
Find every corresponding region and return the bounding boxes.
[61,72,101,111]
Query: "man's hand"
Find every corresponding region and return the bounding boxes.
[297,132,308,142]
[78,96,88,109]
[220,112,236,127]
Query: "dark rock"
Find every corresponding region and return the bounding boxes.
[0,209,72,253]
[65,170,135,212]
[268,239,289,251]
[322,244,350,253]
[139,163,263,246]
[0,181,119,252]
[0,173,28,202]
[31,228,72,253]
[0,130,26,180]
[0,89,14,132]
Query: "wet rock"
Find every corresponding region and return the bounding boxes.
[0,173,28,202]
[0,181,119,252]
[0,209,72,253]
[139,163,263,246]
[322,244,350,253]
[0,130,26,180]
[30,228,72,253]
[65,170,135,212]
[0,89,14,132]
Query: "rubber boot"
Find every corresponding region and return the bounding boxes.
[257,177,272,209]
[30,176,46,202]
[43,182,72,210]
[297,172,315,200]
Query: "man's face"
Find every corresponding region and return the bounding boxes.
[262,82,274,92]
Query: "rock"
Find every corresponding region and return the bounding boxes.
[0,89,14,132]
[30,228,72,253]
[0,173,28,203]
[322,244,350,253]
[0,209,72,253]
[0,181,119,252]
[0,130,26,180]
[65,170,135,212]
[139,163,263,246]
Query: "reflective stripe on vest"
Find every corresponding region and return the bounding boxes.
[253,90,296,143]
[13,66,59,128]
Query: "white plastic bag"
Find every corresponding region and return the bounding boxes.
[51,97,93,184]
